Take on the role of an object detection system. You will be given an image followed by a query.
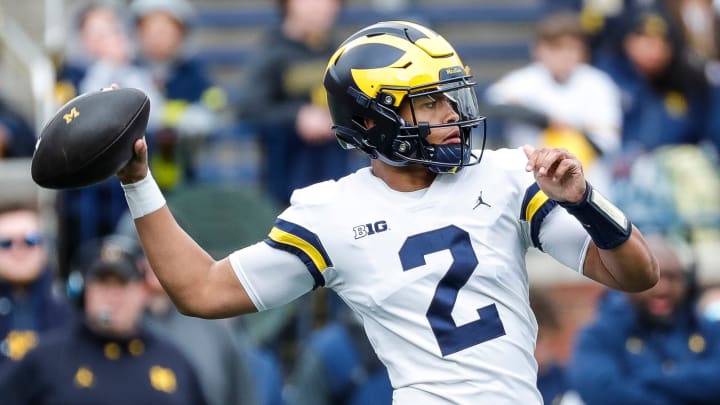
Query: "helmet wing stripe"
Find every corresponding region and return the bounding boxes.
[345,36,463,103]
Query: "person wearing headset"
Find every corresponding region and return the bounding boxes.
[0,235,207,405]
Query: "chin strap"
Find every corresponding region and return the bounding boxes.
[427,144,468,174]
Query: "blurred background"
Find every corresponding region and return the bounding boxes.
[2,0,720,404]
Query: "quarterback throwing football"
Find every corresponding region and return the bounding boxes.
[118,21,658,404]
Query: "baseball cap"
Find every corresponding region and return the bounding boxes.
[73,235,144,282]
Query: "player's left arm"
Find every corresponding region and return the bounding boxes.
[524,145,658,292]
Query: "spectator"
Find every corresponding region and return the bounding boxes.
[243,344,285,405]
[698,283,720,322]
[235,0,351,376]
[115,211,283,405]
[601,10,719,231]
[578,0,658,63]
[568,234,720,405]
[0,235,207,404]
[0,201,70,378]
[287,305,392,405]
[237,0,353,206]
[56,2,163,127]
[55,2,111,103]
[594,10,709,153]
[484,11,621,190]
[142,240,259,405]
[705,68,720,153]
[530,287,570,405]
[665,0,718,68]
[0,96,35,159]
[130,0,228,190]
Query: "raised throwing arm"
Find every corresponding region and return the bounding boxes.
[117,138,256,318]
[523,145,658,292]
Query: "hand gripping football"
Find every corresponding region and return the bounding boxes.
[31,87,150,189]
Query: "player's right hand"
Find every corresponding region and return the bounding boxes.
[116,137,149,185]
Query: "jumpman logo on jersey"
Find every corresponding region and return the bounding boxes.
[473,191,491,210]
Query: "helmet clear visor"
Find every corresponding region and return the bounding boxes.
[366,75,487,172]
[406,80,481,126]
[440,85,481,122]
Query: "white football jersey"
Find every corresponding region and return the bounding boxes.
[231,147,590,404]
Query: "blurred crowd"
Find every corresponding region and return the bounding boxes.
[1,0,720,404]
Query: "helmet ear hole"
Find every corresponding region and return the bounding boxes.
[393,140,413,155]
[377,91,395,107]
[359,116,374,130]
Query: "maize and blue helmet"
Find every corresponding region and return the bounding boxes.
[323,21,486,173]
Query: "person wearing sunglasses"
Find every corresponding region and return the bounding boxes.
[0,201,71,379]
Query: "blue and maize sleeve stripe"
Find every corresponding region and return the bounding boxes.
[264,218,332,288]
[520,182,558,251]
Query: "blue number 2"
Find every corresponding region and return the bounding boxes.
[399,225,506,356]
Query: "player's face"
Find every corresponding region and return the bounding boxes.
[399,93,462,146]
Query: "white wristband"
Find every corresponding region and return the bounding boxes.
[121,171,166,219]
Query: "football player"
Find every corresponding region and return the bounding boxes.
[117,21,658,404]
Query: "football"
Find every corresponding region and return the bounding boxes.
[31,87,150,189]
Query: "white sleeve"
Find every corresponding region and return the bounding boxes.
[538,207,591,274]
[228,242,315,311]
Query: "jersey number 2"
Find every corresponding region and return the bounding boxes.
[399,225,506,356]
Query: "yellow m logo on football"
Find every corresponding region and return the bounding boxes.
[63,107,79,124]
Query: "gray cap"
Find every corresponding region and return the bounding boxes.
[130,0,194,25]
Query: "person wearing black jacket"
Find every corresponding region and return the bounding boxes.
[0,98,35,158]
[236,0,353,206]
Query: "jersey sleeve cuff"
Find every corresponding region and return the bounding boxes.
[577,236,591,275]
[228,251,266,311]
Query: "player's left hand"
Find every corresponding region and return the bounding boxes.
[523,145,586,203]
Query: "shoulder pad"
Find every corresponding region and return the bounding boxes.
[289,179,341,206]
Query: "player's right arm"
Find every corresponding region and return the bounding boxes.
[134,206,252,318]
[117,138,313,318]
